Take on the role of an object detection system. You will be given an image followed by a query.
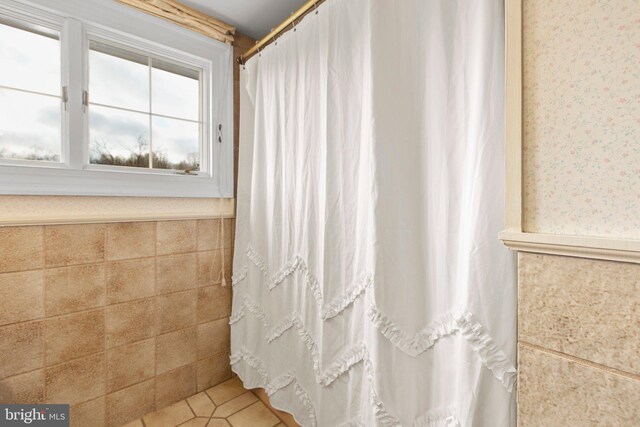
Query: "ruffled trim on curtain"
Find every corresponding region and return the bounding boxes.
[232,345,403,426]
[231,347,317,427]
[232,287,517,392]
[368,306,517,392]
[233,346,465,427]
[235,247,372,320]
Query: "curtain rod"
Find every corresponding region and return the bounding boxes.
[237,0,325,65]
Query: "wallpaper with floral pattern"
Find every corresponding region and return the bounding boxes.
[522,0,640,239]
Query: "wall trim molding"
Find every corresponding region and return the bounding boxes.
[0,197,236,226]
[0,211,235,227]
[499,231,640,264]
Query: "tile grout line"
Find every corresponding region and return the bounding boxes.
[520,341,640,382]
[103,224,108,425]
[183,397,197,418]
[153,221,159,414]
[41,225,47,402]
[194,221,200,394]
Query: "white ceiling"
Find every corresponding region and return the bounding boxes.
[181,0,310,40]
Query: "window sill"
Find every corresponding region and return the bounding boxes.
[0,162,233,198]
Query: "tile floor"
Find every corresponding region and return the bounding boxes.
[121,377,295,427]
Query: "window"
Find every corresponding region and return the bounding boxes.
[0,22,62,163]
[88,41,201,172]
[0,0,233,197]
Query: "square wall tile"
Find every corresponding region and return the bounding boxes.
[106,222,155,261]
[106,258,155,305]
[0,321,44,379]
[0,270,44,326]
[156,327,196,375]
[196,219,222,252]
[224,247,233,283]
[157,290,197,334]
[106,298,155,348]
[519,253,640,375]
[157,220,197,255]
[196,318,230,359]
[155,363,196,409]
[0,226,43,273]
[223,219,233,249]
[45,309,105,365]
[106,338,155,393]
[45,353,105,406]
[0,369,44,404]
[45,263,105,317]
[105,379,155,427]
[518,344,640,426]
[71,397,105,427]
[196,352,231,392]
[197,250,223,287]
[45,224,105,267]
[156,253,197,295]
[197,285,231,323]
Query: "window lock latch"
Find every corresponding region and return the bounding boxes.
[82,90,89,112]
[217,124,222,143]
[62,86,69,111]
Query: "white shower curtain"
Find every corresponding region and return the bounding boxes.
[232,0,517,425]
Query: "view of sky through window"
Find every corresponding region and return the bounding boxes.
[0,22,62,162]
[89,41,201,172]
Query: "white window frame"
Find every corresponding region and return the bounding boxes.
[0,0,234,198]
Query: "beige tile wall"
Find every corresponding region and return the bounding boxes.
[0,219,234,427]
[518,253,640,426]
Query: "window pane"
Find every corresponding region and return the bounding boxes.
[89,105,150,168]
[0,89,61,162]
[89,42,149,112]
[0,22,60,95]
[152,60,199,120]
[151,117,199,171]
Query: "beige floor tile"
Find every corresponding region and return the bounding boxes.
[254,389,300,427]
[179,417,210,427]
[186,391,216,417]
[143,400,195,427]
[227,401,280,427]
[207,419,231,427]
[211,392,258,418]
[120,420,144,427]
[205,377,246,405]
